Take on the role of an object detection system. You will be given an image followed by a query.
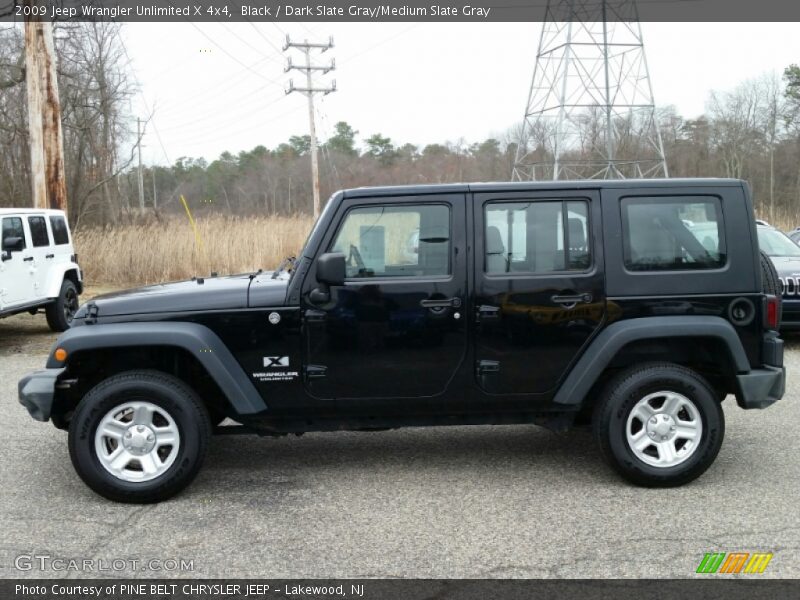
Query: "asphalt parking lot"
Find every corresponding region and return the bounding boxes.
[1,315,798,579]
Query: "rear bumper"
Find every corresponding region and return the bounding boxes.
[735,366,785,409]
[18,368,64,422]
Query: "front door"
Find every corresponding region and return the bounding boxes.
[0,216,32,308]
[302,194,468,407]
[473,190,606,399]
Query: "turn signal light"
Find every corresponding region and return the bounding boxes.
[765,295,779,330]
[54,348,68,362]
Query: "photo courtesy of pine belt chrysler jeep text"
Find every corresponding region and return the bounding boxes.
[18,179,786,503]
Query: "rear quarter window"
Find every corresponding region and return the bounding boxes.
[621,196,726,271]
[49,216,70,245]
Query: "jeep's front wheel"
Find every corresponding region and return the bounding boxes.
[593,363,725,487]
[69,371,211,503]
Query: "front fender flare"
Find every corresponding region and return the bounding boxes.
[553,316,751,406]
[47,322,267,414]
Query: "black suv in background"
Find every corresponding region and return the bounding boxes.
[758,222,800,330]
[19,179,785,502]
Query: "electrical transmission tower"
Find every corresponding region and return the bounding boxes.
[512,0,668,181]
[284,36,336,218]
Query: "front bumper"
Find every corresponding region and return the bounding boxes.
[735,366,785,409]
[18,368,64,422]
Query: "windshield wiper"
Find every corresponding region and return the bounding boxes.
[272,256,296,279]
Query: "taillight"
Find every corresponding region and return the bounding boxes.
[765,295,779,330]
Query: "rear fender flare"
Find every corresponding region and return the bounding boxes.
[44,264,82,298]
[554,316,751,406]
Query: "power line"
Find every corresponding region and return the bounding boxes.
[186,21,283,86]
[153,54,280,117]
[226,0,287,55]
[218,21,282,62]
[115,27,172,167]
[155,83,287,132]
[161,100,303,146]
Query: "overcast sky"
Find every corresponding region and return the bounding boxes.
[120,22,800,165]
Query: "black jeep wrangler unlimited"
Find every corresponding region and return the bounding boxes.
[19,179,785,502]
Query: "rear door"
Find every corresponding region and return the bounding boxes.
[25,215,51,302]
[301,193,468,409]
[0,216,32,308]
[472,189,606,400]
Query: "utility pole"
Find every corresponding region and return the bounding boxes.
[283,36,336,219]
[136,117,145,211]
[152,168,158,209]
[24,8,67,211]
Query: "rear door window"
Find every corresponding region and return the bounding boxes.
[49,216,70,245]
[484,200,590,274]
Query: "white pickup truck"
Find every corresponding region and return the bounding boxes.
[0,208,82,331]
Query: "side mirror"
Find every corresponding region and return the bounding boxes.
[309,252,346,305]
[316,252,345,286]
[2,236,23,253]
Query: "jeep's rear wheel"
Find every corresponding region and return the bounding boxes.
[593,362,724,487]
[45,279,79,332]
[69,370,211,503]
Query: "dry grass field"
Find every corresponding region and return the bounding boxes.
[68,210,798,288]
[73,214,314,286]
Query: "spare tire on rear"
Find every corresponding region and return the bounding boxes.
[760,250,782,326]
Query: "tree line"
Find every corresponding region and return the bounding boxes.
[2,23,800,228]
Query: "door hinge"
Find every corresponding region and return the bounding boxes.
[304,364,327,381]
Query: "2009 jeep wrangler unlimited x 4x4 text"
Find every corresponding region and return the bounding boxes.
[19,179,785,502]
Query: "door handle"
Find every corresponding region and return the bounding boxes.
[551,293,592,306]
[477,359,500,374]
[420,297,461,309]
[477,305,500,319]
[45,254,54,259]
[305,365,327,380]
[22,256,34,262]
[304,309,327,323]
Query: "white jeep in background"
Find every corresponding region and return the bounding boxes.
[0,208,82,331]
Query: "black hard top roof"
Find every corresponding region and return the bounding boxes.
[341,178,744,199]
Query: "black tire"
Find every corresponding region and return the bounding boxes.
[593,362,725,487]
[45,279,79,332]
[68,370,211,503]
[760,250,782,325]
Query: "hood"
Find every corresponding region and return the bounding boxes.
[769,256,800,275]
[75,274,255,319]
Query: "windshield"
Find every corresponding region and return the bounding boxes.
[758,228,800,257]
